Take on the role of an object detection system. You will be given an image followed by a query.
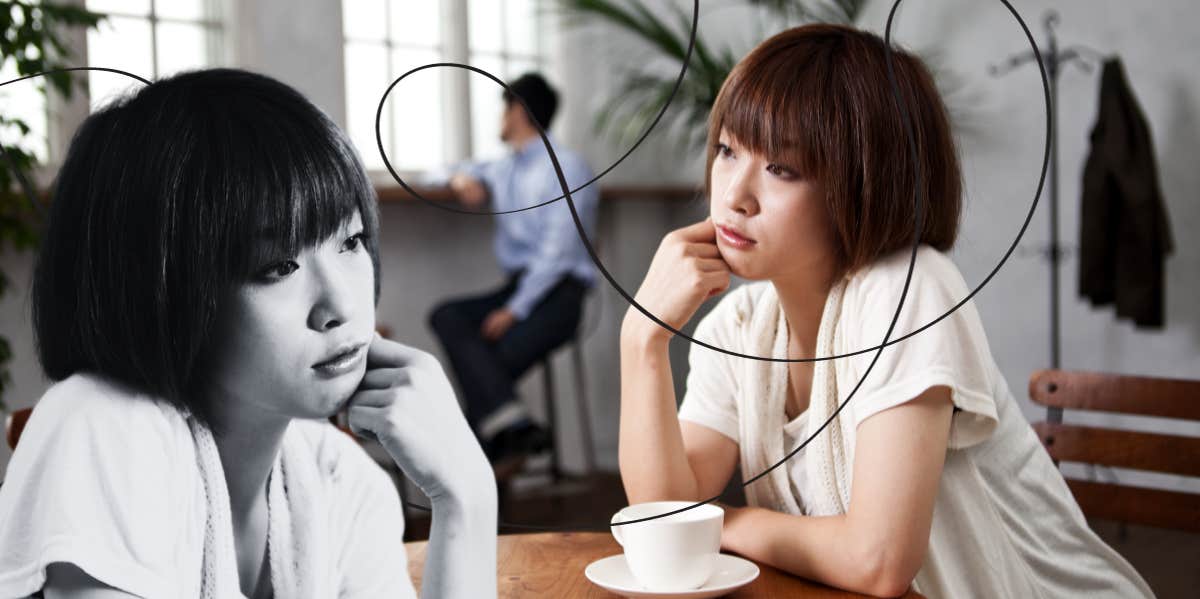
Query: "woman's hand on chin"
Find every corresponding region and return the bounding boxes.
[622,218,732,344]
[349,335,498,599]
[346,335,495,506]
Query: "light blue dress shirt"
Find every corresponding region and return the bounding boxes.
[462,136,600,319]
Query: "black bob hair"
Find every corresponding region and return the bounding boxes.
[502,72,559,132]
[32,68,381,417]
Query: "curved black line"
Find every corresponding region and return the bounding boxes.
[374,1,1049,367]
[2,5,1052,531]
[373,1,701,217]
[0,67,153,220]
[394,0,1048,530]
[612,0,1049,529]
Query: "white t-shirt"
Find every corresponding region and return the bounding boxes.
[0,373,417,599]
[678,246,1153,598]
[782,412,810,515]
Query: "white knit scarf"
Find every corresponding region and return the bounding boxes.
[737,279,853,518]
[186,417,332,598]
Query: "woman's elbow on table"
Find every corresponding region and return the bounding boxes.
[856,539,925,598]
[864,569,918,598]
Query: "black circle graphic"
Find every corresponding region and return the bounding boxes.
[370,0,1049,530]
[0,0,1050,531]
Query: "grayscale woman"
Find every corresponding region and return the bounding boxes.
[0,69,497,599]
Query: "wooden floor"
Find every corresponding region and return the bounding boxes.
[404,470,632,539]
[1089,519,1200,599]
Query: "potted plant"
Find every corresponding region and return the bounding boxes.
[0,1,103,419]
[555,0,975,150]
[555,0,866,150]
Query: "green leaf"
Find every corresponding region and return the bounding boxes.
[556,0,878,153]
[0,0,106,409]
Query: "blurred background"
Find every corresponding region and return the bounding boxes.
[1,1,1196,595]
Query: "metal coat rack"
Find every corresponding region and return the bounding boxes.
[989,9,1104,425]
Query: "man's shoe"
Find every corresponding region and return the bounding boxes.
[486,421,552,464]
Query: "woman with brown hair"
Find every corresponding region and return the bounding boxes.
[619,24,1152,598]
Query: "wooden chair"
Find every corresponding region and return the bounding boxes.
[5,407,33,451]
[1029,369,1200,533]
[508,287,602,485]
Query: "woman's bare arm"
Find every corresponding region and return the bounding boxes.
[419,487,498,599]
[720,387,953,597]
[619,220,736,504]
[618,329,739,503]
[349,339,498,598]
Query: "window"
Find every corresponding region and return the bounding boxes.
[342,0,544,174]
[1,2,53,164]
[343,0,444,173]
[467,0,544,160]
[1,1,222,167]
[0,58,50,164]
[85,0,224,110]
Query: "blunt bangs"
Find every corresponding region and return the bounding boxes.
[706,38,829,180]
[32,68,380,417]
[705,24,962,276]
[222,112,376,281]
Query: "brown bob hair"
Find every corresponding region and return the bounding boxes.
[706,24,961,275]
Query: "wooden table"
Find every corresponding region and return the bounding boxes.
[406,532,924,598]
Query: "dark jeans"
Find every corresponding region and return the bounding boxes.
[428,273,586,437]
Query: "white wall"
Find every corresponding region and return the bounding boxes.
[229,0,347,128]
[853,0,1200,492]
[3,1,1198,495]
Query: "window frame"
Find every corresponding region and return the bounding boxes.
[27,0,231,172]
[342,0,447,176]
[341,0,548,177]
[86,0,226,80]
[466,0,547,161]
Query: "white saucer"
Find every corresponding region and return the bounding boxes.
[584,553,759,598]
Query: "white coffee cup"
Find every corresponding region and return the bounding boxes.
[610,501,724,592]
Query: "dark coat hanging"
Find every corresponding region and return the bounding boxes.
[1078,57,1173,328]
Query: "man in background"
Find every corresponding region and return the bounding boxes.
[429,73,599,469]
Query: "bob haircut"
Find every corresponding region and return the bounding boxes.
[705,24,961,275]
[32,68,381,420]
